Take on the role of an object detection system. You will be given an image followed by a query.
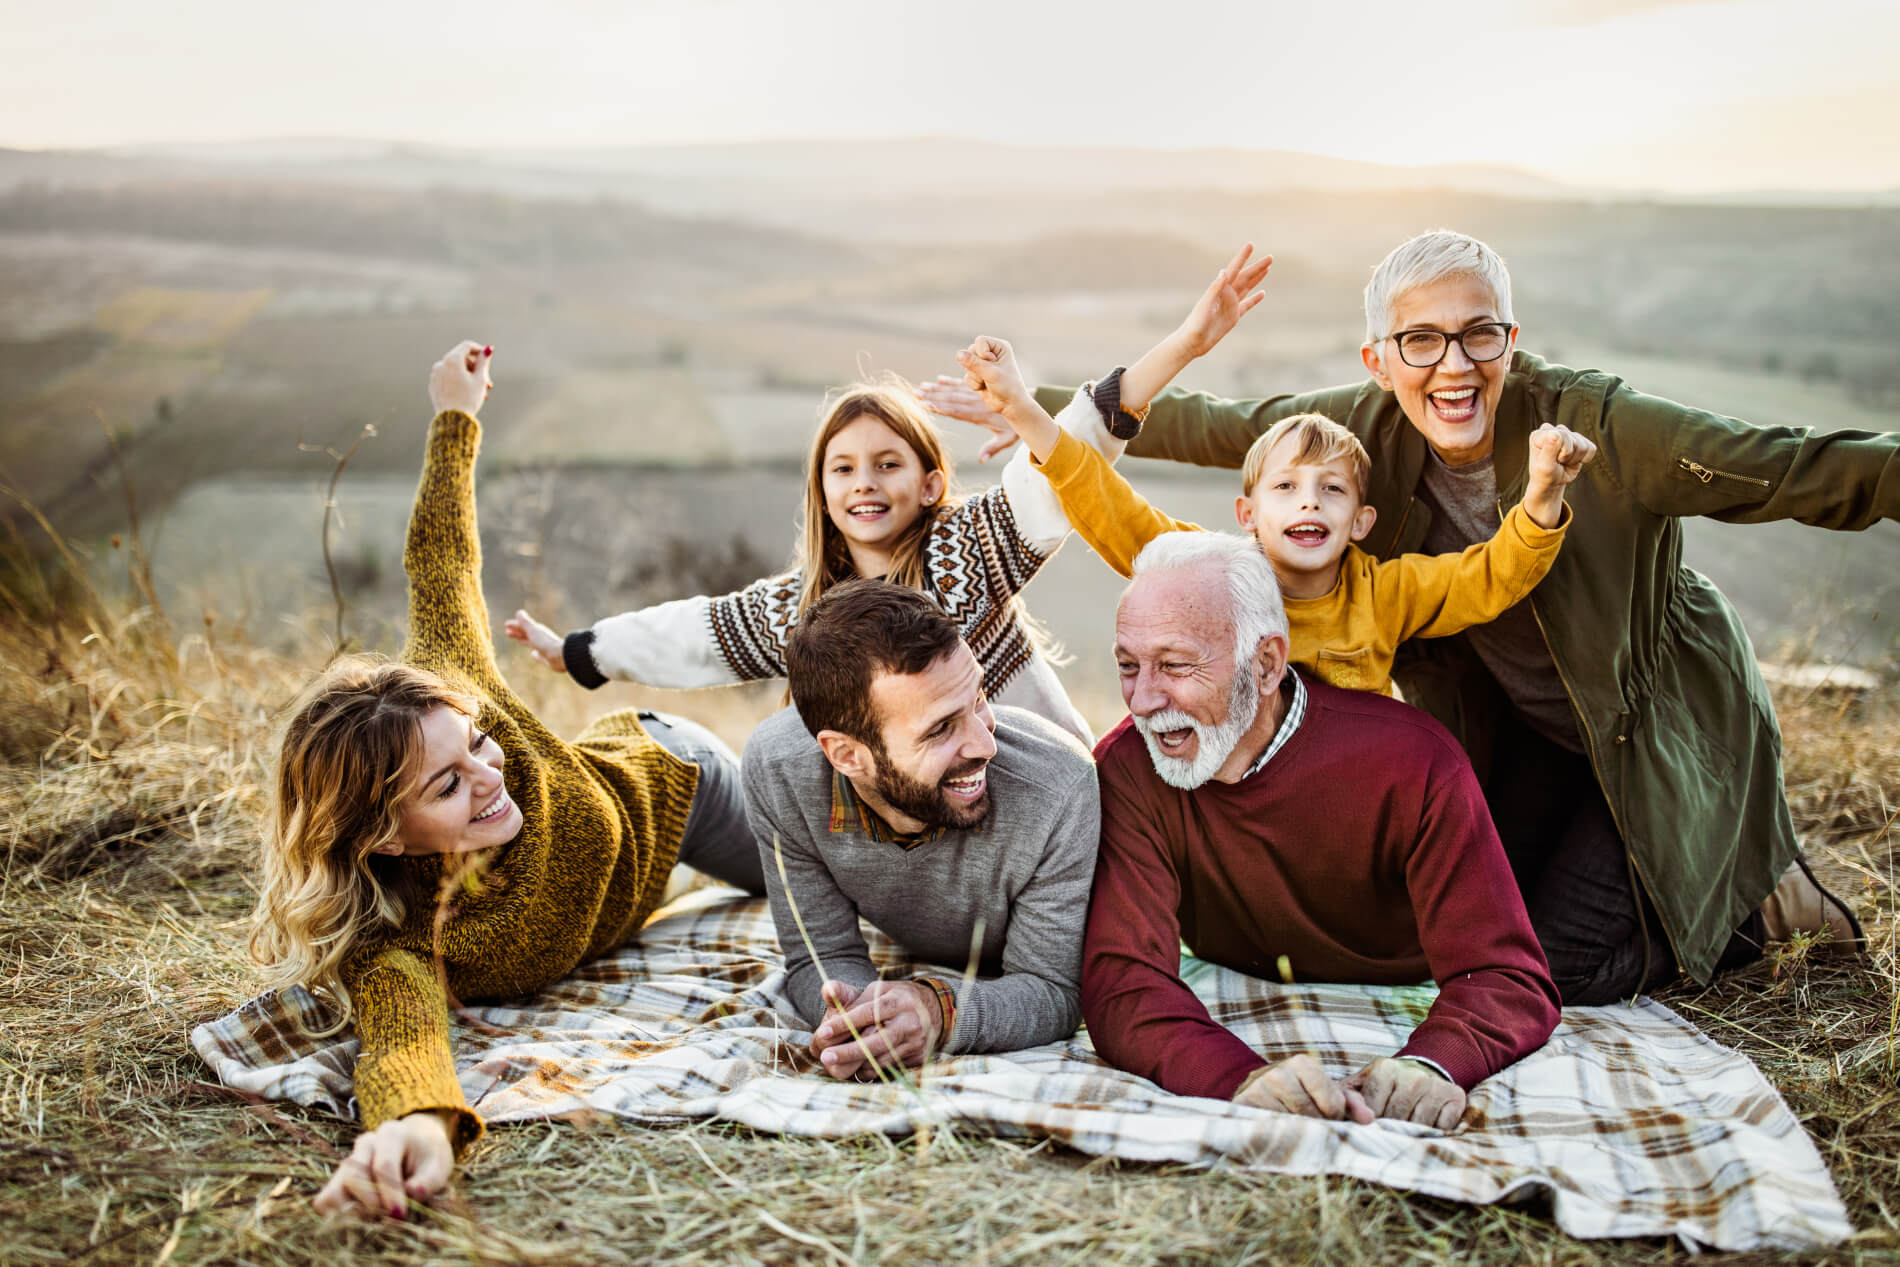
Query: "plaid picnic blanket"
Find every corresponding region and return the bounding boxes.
[192,890,1849,1251]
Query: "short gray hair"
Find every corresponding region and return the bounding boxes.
[1363,229,1515,348]
[1129,531,1286,670]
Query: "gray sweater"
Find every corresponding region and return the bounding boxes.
[742,704,1099,1055]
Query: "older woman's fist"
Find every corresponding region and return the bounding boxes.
[429,342,493,418]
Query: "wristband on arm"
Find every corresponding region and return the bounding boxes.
[561,629,608,690]
[916,976,958,1052]
[1088,368,1150,441]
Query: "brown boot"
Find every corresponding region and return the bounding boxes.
[1758,854,1866,954]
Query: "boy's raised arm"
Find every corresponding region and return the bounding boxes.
[1380,423,1596,642]
[1036,435,1204,579]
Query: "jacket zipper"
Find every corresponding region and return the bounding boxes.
[1678,458,1770,488]
[1387,497,1416,553]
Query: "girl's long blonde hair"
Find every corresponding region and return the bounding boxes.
[793,379,961,617]
[248,655,476,1032]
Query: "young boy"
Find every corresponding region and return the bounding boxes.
[955,336,1596,695]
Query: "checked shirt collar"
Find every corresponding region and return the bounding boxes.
[829,769,947,851]
[1240,669,1309,781]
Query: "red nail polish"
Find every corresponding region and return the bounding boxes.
[482,345,493,357]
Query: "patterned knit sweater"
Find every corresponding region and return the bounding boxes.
[559,392,1122,747]
[339,409,700,1154]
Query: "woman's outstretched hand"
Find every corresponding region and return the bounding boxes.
[504,609,568,673]
[313,1110,455,1220]
[916,376,1019,463]
[429,342,494,418]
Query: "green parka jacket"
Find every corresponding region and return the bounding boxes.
[1038,352,1900,982]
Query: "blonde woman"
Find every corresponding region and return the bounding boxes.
[503,246,1275,748]
[251,344,764,1219]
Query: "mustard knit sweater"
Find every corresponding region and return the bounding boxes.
[339,410,699,1153]
[1033,430,1567,696]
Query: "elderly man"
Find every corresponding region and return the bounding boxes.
[1083,531,1560,1127]
[743,578,1099,1079]
[932,228,1890,1003]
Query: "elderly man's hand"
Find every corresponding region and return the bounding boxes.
[1343,1057,1467,1131]
[1232,1054,1375,1122]
[809,979,943,1080]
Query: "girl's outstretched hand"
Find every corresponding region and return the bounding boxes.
[1175,244,1271,359]
[916,376,1019,463]
[504,609,567,673]
[429,342,494,418]
[955,336,1034,422]
[313,1110,454,1220]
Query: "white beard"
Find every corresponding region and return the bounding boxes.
[1132,666,1260,790]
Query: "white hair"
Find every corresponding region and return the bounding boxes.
[1362,229,1515,349]
[1129,531,1286,671]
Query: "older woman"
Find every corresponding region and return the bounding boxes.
[925,229,1895,1004]
[250,343,764,1218]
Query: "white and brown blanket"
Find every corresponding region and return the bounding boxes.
[192,890,1849,1251]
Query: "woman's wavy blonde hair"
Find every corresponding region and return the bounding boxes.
[248,655,476,1033]
[793,378,961,616]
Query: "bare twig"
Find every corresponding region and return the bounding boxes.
[299,424,378,657]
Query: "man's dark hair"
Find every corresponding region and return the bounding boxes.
[786,578,963,747]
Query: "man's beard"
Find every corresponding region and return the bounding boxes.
[1133,663,1260,790]
[869,752,993,831]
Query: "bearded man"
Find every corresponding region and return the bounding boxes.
[744,578,1099,1079]
[1083,531,1559,1128]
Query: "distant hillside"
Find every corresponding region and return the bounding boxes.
[0,180,865,289]
[0,138,1574,241]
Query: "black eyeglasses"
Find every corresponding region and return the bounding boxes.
[1386,322,1515,369]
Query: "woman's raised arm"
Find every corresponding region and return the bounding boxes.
[401,344,508,696]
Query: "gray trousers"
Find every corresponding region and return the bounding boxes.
[640,710,767,896]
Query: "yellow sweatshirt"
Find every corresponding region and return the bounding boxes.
[339,410,699,1154]
[1033,430,1567,695]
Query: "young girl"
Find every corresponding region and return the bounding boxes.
[503,246,1273,749]
[254,344,765,1219]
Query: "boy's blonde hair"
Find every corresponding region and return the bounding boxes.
[793,378,962,617]
[1240,413,1372,502]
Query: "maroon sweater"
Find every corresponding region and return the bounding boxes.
[1082,676,1559,1100]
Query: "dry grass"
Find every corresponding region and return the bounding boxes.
[1,586,1896,1266]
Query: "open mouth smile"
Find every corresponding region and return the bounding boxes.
[1428,387,1479,422]
[471,788,513,823]
[942,768,987,801]
[847,501,891,520]
[1155,727,1195,754]
[1283,520,1331,549]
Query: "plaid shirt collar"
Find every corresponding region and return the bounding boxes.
[829,769,947,851]
[1241,669,1308,780]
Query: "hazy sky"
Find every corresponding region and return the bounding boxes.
[7,0,1896,192]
